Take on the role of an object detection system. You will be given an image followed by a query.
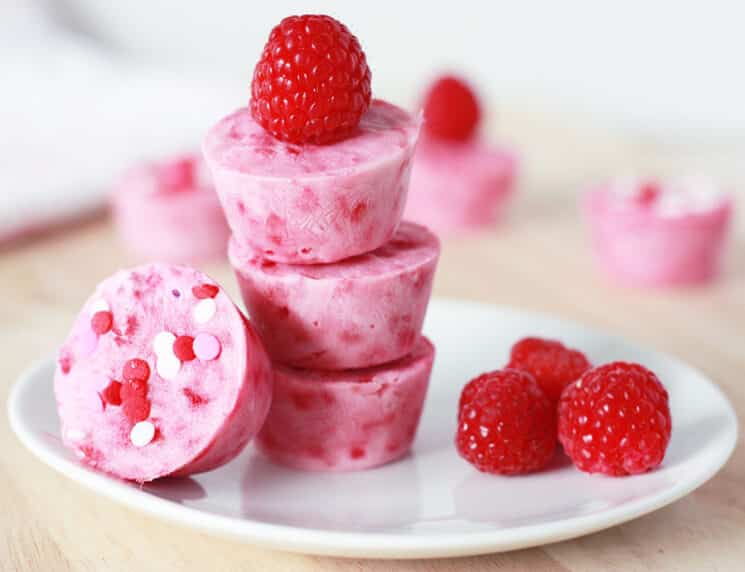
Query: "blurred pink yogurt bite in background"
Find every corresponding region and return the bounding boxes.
[583,176,734,287]
[111,154,230,264]
[404,75,518,235]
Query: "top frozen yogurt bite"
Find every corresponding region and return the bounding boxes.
[202,14,420,264]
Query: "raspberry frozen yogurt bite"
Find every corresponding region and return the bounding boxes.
[203,15,419,264]
[54,264,272,482]
[204,100,419,264]
[406,138,517,234]
[257,336,435,471]
[405,75,517,235]
[583,177,733,287]
[229,221,439,370]
[111,154,230,264]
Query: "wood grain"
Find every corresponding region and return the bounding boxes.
[2,104,743,571]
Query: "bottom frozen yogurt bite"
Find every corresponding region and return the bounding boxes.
[111,154,230,264]
[583,177,733,287]
[257,337,435,472]
[54,263,272,482]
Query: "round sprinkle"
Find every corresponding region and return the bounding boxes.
[193,298,216,324]
[102,380,122,405]
[122,358,150,382]
[89,298,110,313]
[90,311,113,335]
[193,333,221,361]
[78,326,98,357]
[173,335,196,361]
[192,283,219,299]
[156,354,181,380]
[65,428,86,442]
[130,421,156,447]
[153,331,176,356]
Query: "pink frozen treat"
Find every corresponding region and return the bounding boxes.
[203,99,420,264]
[54,264,273,482]
[583,177,734,287]
[404,138,518,235]
[229,221,440,370]
[111,154,230,264]
[257,336,435,471]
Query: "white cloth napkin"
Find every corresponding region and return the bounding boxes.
[0,2,238,241]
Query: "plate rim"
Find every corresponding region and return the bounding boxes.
[7,298,739,559]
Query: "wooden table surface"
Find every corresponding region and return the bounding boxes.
[2,105,744,571]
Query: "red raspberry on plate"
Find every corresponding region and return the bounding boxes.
[250,14,372,144]
[456,369,557,475]
[422,75,481,141]
[507,337,592,403]
[558,362,671,476]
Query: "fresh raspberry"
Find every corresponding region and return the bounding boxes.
[558,362,671,476]
[250,14,372,144]
[173,335,196,362]
[507,337,592,403]
[192,283,219,299]
[456,369,557,475]
[422,75,481,141]
[90,311,113,335]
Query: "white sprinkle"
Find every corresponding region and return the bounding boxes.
[130,421,156,447]
[89,298,110,313]
[66,428,86,442]
[153,331,176,356]
[193,298,216,324]
[156,353,181,380]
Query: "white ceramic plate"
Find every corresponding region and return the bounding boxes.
[8,299,738,559]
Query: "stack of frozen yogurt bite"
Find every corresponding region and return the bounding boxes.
[203,14,441,471]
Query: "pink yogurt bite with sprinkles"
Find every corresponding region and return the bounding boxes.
[257,336,435,472]
[202,99,420,264]
[53,263,273,482]
[229,221,440,370]
[583,176,734,287]
[111,154,230,264]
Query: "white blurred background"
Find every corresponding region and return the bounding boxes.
[2,0,744,239]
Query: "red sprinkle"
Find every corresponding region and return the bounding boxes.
[102,380,123,405]
[121,378,148,400]
[122,395,151,424]
[192,284,219,299]
[173,335,196,362]
[122,358,150,382]
[90,311,113,335]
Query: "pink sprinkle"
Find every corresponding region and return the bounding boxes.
[78,326,98,356]
[193,333,221,361]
